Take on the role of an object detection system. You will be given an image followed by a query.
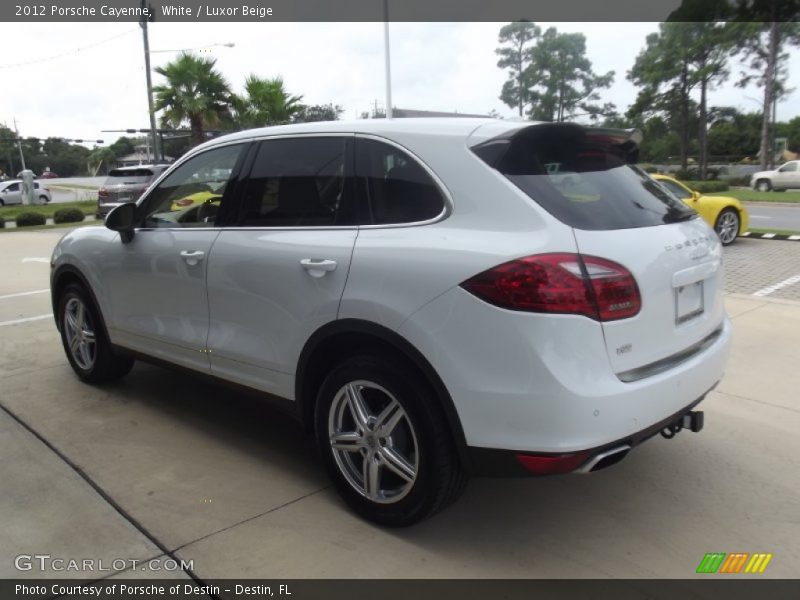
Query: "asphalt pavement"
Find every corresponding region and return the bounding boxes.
[746,203,800,231]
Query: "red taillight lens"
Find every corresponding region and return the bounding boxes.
[460,253,640,321]
[98,188,108,199]
[515,451,591,475]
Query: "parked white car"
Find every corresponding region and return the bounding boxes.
[50,119,731,526]
[750,160,800,192]
[0,179,52,205]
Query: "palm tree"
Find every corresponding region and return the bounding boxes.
[88,147,116,176]
[153,53,233,146]
[233,75,304,128]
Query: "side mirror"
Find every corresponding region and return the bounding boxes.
[105,203,136,243]
[692,191,701,201]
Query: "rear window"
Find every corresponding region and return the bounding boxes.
[106,168,155,183]
[477,127,695,230]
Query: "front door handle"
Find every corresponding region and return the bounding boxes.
[180,250,205,266]
[300,258,337,278]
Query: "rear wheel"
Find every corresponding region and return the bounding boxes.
[714,208,740,246]
[755,179,772,192]
[315,355,467,526]
[58,283,134,383]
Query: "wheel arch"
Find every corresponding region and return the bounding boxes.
[296,319,471,470]
[51,265,109,339]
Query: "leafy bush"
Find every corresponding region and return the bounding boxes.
[15,212,46,227]
[681,181,729,193]
[53,208,85,224]
[641,164,658,173]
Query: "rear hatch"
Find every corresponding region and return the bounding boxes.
[472,123,724,378]
[101,168,154,202]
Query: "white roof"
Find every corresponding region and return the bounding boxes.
[198,118,535,151]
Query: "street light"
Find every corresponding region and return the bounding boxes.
[150,42,236,54]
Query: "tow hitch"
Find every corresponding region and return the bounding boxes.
[661,410,704,439]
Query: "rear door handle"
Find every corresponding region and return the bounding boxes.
[300,258,337,277]
[180,250,205,266]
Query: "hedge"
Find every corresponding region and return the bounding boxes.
[15,212,47,227]
[681,180,729,194]
[53,208,85,224]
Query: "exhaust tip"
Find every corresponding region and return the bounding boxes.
[575,444,631,474]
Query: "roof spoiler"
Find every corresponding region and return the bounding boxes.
[471,122,643,168]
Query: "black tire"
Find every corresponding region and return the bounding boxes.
[315,355,467,527]
[39,195,49,203]
[714,208,740,246]
[755,179,772,192]
[0,199,4,206]
[57,283,134,383]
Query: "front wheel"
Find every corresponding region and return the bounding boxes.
[39,195,49,203]
[715,208,740,246]
[755,179,772,192]
[58,283,134,383]
[315,355,467,526]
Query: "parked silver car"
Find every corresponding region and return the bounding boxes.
[751,161,800,192]
[97,165,169,217]
[0,179,52,205]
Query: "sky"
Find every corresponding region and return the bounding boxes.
[2,22,799,146]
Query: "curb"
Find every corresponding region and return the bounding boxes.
[741,231,800,242]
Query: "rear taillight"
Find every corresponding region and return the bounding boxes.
[98,188,108,199]
[460,253,640,321]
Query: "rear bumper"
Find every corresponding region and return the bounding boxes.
[399,286,732,454]
[467,393,710,476]
[97,201,130,217]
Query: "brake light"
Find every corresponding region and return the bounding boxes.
[460,253,640,321]
[98,187,108,199]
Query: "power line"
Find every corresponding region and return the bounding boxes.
[0,28,138,70]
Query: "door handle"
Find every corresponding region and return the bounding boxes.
[300,258,337,278]
[180,250,205,266]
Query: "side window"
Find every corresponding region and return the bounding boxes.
[6,183,19,192]
[140,144,243,228]
[659,179,691,200]
[355,138,446,225]
[238,137,353,227]
[779,162,797,172]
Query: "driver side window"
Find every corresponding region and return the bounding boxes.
[141,144,243,228]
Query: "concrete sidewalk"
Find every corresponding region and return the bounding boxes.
[1,293,798,579]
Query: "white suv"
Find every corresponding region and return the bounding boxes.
[51,119,731,526]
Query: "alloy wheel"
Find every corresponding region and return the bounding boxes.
[64,297,97,370]
[715,211,739,245]
[328,380,419,504]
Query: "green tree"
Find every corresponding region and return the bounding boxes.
[731,1,800,169]
[153,53,233,147]
[88,147,116,176]
[526,28,614,122]
[629,24,701,170]
[233,75,304,128]
[496,21,540,117]
[292,103,344,123]
[109,137,135,158]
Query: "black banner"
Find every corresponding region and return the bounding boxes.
[4,579,800,600]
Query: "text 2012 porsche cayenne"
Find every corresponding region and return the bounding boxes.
[52,119,730,526]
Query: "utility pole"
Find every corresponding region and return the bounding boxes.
[383,0,393,119]
[140,0,161,162]
[13,118,25,170]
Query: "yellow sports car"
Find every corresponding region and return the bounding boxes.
[652,174,749,245]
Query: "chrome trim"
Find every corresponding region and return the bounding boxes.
[617,326,724,383]
[575,444,631,474]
